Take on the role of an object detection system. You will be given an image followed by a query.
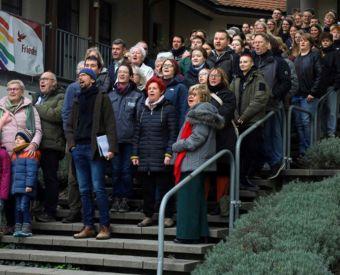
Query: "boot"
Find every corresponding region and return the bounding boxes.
[96,225,110,240]
[20,223,33,237]
[73,226,96,239]
[164,218,174,228]
[137,217,153,227]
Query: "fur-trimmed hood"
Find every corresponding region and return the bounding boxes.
[187,102,224,129]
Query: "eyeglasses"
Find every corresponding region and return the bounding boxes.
[7,87,21,92]
[209,74,222,78]
[162,64,174,69]
[39,77,54,82]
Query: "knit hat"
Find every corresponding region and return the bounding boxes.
[16,129,33,143]
[79,68,97,80]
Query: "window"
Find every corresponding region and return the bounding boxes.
[57,0,79,34]
[1,0,22,16]
[99,0,112,45]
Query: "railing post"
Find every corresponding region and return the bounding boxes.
[157,150,234,275]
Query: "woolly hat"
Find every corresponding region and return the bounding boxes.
[16,129,33,143]
[79,68,97,80]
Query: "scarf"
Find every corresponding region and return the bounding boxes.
[171,46,186,60]
[208,82,225,93]
[174,121,192,184]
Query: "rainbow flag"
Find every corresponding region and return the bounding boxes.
[0,10,43,75]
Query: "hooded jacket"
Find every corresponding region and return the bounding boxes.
[11,146,40,198]
[108,81,144,144]
[0,97,42,155]
[164,75,189,127]
[132,97,178,172]
[32,85,65,152]
[206,49,234,81]
[172,102,224,172]
[230,67,270,126]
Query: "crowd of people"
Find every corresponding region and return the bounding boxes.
[0,7,339,244]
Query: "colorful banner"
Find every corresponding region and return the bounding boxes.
[0,10,43,76]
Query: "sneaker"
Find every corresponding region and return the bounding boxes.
[13,223,22,237]
[164,218,174,228]
[110,197,120,212]
[118,198,130,213]
[267,162,285,180]
[35,212,56,223]
[137,217,153,227]
[20,223,33,237]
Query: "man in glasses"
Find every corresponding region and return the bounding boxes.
[33,71,65,223]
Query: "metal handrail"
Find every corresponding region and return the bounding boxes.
[313,90,332,142]
[235,109,280,219]
[286,105,314,169]
[157,149,235,275]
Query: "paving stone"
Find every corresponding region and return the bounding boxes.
[0,249,29,261]
[52,235,88,248]
[2,235,53,246]
[143,257,199,272]
[102,254,143,269]
[28,250,66,263]
[87,238,124,249]
[65,252,104,266]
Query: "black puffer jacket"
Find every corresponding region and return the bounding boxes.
[321,45,340,90]
[294,50,323,98]
[132,97,178,172]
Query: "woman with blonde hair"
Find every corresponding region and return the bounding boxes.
[172,84,224,243]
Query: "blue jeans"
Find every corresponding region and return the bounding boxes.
[72,144,110,227]
[111,143,133,198]
[262,109,283,167]
[15,194,32,225]
[323,87,338,136]
[292,96,319,155]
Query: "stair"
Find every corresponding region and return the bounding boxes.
[0,178,275,274]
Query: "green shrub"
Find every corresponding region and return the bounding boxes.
[193,176,340,275]
[303,137,340,169]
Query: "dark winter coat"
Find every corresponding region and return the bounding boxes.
[62,81,80,131]
[208,85,236,153]
[132,97,178,172]
[164,75,189,127]
[172,102,224,172]
[254,50,291,108]
[0,147,11,200]
[184,63,207,88]
[321,44,340,90]
[96,67,112,93]
[206,49,234,81]
[108,82,144,144]
[294,50,324,98]
[65,85,118,159]
[11,149,40,198]
[230,67,270,126]
[32,85,65,152]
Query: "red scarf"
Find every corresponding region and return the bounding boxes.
[174,121,192,184]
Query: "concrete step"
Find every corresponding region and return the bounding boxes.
[0,264,131,275]
[1,235,214,255]
[0,249,199,272]
[281,169,340,177]
[31,222,228,239]
[56,209,230,224]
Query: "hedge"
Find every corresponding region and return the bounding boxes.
[303,137,340,169]
[193,175,340,275]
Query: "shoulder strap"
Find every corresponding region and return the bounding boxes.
[211,93,223,106]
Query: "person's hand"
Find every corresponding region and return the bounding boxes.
[24,143,37,157]
[164,156,171,166]
[306,94,314,102]
[106,151,114,160]
[25,187,32,193]
[132,158,139,166]
[182,51,191,59]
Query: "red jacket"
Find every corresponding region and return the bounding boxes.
[0,147,11,200]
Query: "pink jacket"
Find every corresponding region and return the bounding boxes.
[0,96,42,155]
[0,147,11,200]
